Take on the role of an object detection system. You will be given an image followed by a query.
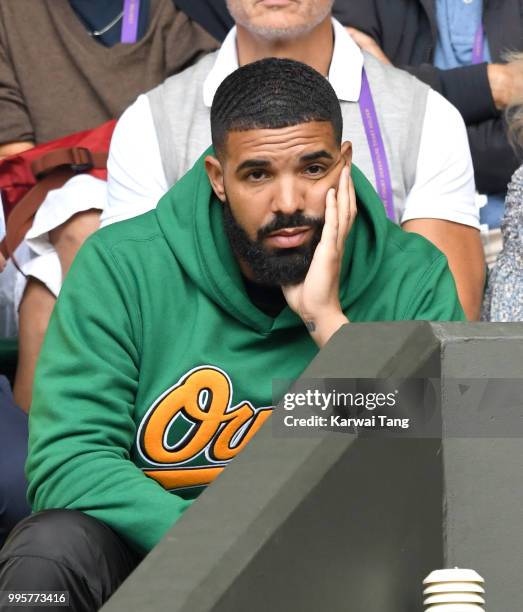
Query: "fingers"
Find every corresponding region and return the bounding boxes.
[345,28,391,64]
[336,165,357,251]
[320,187,339,249]
[336,165,350,251]
[345,27,368,44]
[347,171,357,231]
[321,164,357,255]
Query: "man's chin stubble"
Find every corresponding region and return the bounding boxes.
[227,0,334,42]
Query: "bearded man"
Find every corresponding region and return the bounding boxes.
[104,0,485,322]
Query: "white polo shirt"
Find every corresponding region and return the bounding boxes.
[102,19,478,229]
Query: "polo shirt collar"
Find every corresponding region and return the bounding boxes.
[202,18,363,107]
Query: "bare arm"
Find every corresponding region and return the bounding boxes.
[0,140,34,159]
[49,210,101,279]
[402,219,485,321]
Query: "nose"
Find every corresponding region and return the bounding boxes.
[271,176,305,215]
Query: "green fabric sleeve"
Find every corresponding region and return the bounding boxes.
[403,254,466,322]
[26,235,192,554]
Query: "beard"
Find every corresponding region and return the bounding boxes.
[222,199,324,286]
[226,0,334,42]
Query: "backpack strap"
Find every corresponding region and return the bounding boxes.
[0,168,75,264]
[31,147,108,178]
[0,147,108,265]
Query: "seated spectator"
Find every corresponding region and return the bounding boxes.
[0,59,464,608]
[333,0,523,241]
[483,53,523,321]
[103,0,485,322]
[0,0,218,410]
[0,0,216,548]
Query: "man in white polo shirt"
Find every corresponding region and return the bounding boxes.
[103,0,485,320]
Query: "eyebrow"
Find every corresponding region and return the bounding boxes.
[235,150,334,173]
[236,158,271,173]
[299,150,334,162]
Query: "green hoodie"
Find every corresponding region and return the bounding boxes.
[27,151,464,553]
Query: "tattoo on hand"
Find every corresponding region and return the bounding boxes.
[305,320,316,333]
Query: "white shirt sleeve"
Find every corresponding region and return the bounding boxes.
[401,89,480,229]
[101,95,169,228]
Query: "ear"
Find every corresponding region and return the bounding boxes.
[341,141,353,170]
[205,155,227,203]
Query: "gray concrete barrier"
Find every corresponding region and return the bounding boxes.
[102,322,523,612]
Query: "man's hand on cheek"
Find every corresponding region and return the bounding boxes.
[282,164,357,348]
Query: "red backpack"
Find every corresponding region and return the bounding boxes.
[0,120,116,262]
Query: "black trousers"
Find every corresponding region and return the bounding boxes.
[0,510,142,612]
[0,376,31,548]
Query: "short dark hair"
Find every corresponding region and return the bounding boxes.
[211,57,343,156]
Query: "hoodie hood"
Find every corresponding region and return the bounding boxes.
[156,148,390,334]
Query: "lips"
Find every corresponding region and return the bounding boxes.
[257,0,296,6]
[265,226,312,248]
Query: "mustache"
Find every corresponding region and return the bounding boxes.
[257,212,324,240]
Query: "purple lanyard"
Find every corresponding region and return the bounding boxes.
[121,0,141,44]
[357,23,484,221]
[358,69,395,221]
[471,23,485,65]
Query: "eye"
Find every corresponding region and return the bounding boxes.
[304,164,325,176]
[246,169,268,182]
